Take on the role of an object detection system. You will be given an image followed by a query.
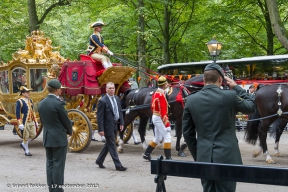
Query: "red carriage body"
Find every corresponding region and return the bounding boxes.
[58,54,132,96]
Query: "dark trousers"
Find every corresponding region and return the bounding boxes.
[45,146,67,192]
[96,131,122,168]
[201,179,236,192]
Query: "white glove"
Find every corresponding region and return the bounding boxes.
[19,124,24,130]
[107,50,114,56]
[166,127,171,132]
[36,122,39,127]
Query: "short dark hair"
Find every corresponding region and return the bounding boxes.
[204,70,220,84]
[47,86,57,93]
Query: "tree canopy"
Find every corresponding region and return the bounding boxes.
[1,0,287,69]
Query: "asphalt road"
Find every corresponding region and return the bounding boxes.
[1,127,288,192]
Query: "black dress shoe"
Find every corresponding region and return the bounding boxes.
[134,141,141,145]
[91,138,98,141]
[95,161,106,168]
[116,166,127,171]
[142,153,151,161]
[20,144,25,151]
[25,152,32,156]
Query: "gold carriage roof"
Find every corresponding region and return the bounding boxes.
[1,30,66,67]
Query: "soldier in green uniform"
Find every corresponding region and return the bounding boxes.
[38,79,72,192]
[182,63,255,192]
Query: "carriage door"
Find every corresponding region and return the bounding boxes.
[11,67,26,93]
[29,68,48,92]
[0,70,9,94]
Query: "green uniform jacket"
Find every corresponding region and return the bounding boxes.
[38,95,72,147]
[182,85,255,164]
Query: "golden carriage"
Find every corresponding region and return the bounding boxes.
[0,30,136,152]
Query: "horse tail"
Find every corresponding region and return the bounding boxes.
[244,109,260,145]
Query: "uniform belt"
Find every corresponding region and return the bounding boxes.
[114,120,118,122]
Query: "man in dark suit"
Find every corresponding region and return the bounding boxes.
[95,82,127,171]
[182,63,255,192]
[38,79,72,192]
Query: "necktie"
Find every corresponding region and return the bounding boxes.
[112,96,119,120]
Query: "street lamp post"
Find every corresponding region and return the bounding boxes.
[206,37,222,63]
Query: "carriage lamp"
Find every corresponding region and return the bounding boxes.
[206,37,222,63]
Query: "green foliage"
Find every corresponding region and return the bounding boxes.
[0,0,287,67]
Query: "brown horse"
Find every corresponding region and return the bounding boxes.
[245,84,288,164]
[118,75,203,156]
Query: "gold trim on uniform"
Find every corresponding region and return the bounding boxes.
[150,141,158,148]
[163,142,171,149]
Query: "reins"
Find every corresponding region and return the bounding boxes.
[121,99,179,112]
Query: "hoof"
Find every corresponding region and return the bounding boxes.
[252,150,261,158]
[275,152,282,157]
[266,159,276,164]
[117,148,123,153]
[178,151,186,157]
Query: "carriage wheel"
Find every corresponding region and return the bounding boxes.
[116,123,133,144]
[67,109,92,152]
[0,115,8,128]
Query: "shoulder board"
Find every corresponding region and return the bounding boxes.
[237,96,243,101]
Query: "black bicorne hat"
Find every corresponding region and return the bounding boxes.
[90,20,105,28]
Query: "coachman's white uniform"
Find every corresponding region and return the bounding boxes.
[87,20,113,69]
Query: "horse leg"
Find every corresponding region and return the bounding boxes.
[274,120,286,157]
[138,115,149,151]
[117,111,138,153]
[259,120,276,164]
[253,123,262,158]
[175,119,186,157]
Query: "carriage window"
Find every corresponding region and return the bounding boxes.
[0,71,9,93]
[30,69,47,92]
[12,68,26,93]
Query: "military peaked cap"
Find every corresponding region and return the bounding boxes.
[249,85,254,89]
[48,79,64,89]
[204,63,225,77]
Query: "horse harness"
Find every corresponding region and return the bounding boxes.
[123,85,191,114]
[247,84,288,122]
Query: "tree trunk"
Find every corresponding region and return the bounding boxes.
[163,1,171,64]
[27,0,39,33]
[261,1,274,55]
[137,0,147,87]
[266,0,288,51]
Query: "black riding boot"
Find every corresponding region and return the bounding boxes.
[143,145,154,161]
[164,149,172,160]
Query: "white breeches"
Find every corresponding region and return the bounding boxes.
[23,121,36,143]
[152,115,171,144]
[91,53,112,68]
